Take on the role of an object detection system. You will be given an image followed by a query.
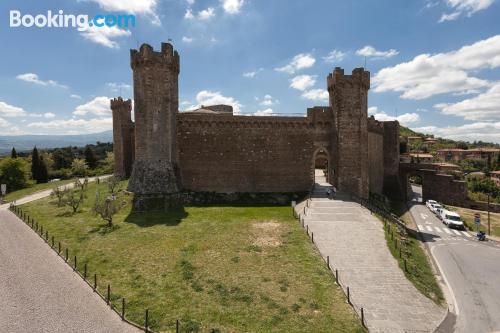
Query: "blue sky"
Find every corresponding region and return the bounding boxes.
[0,0,499,142]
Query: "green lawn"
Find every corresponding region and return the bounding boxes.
[20,181,364,333]
[3,179,73,202]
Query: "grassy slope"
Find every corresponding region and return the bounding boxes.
[448,205,500,237]
[3,179,73,202]
[380,219,444,305]
[20,181,364,333]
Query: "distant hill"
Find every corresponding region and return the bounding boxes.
[0,131,113,155]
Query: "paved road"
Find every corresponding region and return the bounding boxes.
[410,185,500,333]
[0,176,139,333]
[298,172,445,333]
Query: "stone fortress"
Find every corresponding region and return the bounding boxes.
[111,42,403,206]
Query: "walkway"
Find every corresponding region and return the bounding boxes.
[0,177,139,333]
[301,171,445,333]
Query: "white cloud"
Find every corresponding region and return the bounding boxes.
[356,46,399,59]
[439,0,494,22]
[106,82,132,92]
[86,0,160,24]
[186,0,195,5]
[0,117,9,127]
[73,97,111,117]
[80,24,131,49]
[323,50,346,63]
[255,94,278,107]
[290,75,317,91]
[434,82,500,121]
[243,68,263,78]
[275,53,316,74]
[301,89,329,102]
[198,7,215,20]
[44,112,56,119]
[70,94,82,100]
[27,118,112,135]
[254,108,274,116]
[187,91,242,114]
[221,0,245,14]
[16,73,68,89]
[439,11,461,22]
[414,121,500,143]
[369,107,420,125]
[184,9,195,19]
[373,35,500,100]
[0,101,27,117]
[182,36,194,43]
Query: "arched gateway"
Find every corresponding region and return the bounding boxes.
[111,42,401,208]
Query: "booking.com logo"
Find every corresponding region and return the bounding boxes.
[9,10,136,31]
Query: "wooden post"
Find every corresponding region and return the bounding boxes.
[74,256,77,270]
[145,309,149,332]
[65,248,68,262]
[94,274,97,291]
[58,242,61,254]
[176,319,180,333]
[347,287,351,304]
[122,298,125,320]
[361,307,365,327]
[311,232,314,243]
[51,236,54,248]
[335,269,338,284]
[84,263,87,280]
[107,284,110,305]
[327,256,330,268]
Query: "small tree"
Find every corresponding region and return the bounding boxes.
[31,147,40,181]
[103,152,114,174]
[11,148,17,159]
[51,187,69,207]
[94,194,124,227]
[38,156,49,183]
[65,188,85,213]
[84,146,98,169]
[71,158,88,177]
[0,157,28,191]
[107,176,120,194]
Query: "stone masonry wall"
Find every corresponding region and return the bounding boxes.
[177,114,316,193]
[111,97,134,178]
[368,131,384,194]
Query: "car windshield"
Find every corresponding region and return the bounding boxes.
[433,204,442,209]
[446,215,461,221]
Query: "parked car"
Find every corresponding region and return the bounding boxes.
[426,200,438,209]
[436,207,444,219]
[430,203,443,215]
[440,210,465,230]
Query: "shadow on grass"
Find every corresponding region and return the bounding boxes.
[124,206,188,227]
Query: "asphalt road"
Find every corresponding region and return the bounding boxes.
[410,185,500,333]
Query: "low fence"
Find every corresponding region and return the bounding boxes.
[9,204,186,333]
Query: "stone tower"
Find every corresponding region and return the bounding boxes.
[127,43,180,195]
[111,97,134,178]
[328,67,370,199]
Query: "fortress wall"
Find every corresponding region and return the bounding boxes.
[177,114,316,193]
[368,131,384,194]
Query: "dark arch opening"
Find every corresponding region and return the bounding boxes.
[407,173,424,203]
[312,147,331,185]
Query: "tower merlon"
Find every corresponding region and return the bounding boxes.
[327,67,370,90]
[130,42,180,72]
[110,97,132,110]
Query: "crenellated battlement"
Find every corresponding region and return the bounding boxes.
[110,97,132,110]
[368,116,384,134]
[327,67,370,91]
[130,42,180,73]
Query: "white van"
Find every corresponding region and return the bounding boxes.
[440,210,465,230]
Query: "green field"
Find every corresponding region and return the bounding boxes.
[20,181,364,333]
[2,179,73,202]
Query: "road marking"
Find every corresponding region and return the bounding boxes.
[462,231,471,237]
[435,227,443,233]
[420,213,428,220]
[430,246,460,315]
[444,228,452,234]
[417,225,424,231]
[452,230,461,236]
[426,226,433,232]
